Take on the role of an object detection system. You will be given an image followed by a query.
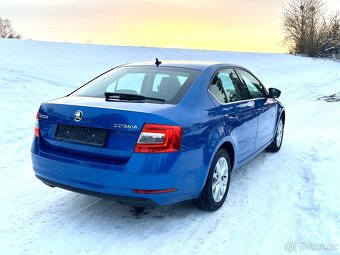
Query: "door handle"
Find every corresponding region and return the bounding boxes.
[255,108,263,113]
[227,115,239,121]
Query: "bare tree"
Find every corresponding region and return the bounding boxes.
[319,12,340,57]
[283,0,339,58]
[0,17,21,39]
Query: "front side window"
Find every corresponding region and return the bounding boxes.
[71,67,200,104]
[209,69,247,104]
[237,69,267,99]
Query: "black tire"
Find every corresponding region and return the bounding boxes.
[266,117,284,152]
[194,149,231,211]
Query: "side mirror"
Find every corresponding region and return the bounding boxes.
[268,88,281,98]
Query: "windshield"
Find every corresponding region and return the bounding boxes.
[71,66,201,104]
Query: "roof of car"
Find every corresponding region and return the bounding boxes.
[122,60,242,71]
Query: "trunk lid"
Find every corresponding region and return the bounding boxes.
[38,96,174,162]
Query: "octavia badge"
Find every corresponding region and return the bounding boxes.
[74,110,83,122]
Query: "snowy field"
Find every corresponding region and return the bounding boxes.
[0,39,339,255]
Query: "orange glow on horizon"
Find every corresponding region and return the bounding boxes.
[1,0,338,53]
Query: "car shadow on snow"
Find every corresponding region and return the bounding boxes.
[33,151,280,239]
[38,192,217,237]
[56,191,200,220]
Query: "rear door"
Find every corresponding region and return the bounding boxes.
[209,68,257,162]
[236,69,277,150]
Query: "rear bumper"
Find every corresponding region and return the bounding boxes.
[36,175,158,207]
[31,138,207,206]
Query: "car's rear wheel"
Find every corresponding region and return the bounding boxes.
[266,117,284,152]
[194,149,231,211]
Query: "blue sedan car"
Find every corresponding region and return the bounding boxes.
[31,60,285,211]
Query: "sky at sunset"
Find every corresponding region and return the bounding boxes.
[1,0,340,53]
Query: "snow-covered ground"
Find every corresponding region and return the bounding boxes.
[0,39,339,255]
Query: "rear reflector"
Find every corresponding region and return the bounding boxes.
[134,124,182,153]
[133,188,177,194]
[34,112,40,137]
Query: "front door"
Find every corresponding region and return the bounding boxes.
[236,69,277,150]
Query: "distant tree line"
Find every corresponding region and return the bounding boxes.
[283,0,340,58]
[0,17,21,39]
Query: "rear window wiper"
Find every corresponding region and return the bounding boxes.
[105,92,165,102]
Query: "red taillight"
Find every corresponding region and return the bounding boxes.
[134,124,182,153]
[34,112,40,137]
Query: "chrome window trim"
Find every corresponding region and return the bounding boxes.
[208,89,267,106]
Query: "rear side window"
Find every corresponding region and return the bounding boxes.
[209,69,247,104]
[237,69,267,99]
[72,67,200,104]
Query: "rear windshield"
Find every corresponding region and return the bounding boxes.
[71,66,201,104]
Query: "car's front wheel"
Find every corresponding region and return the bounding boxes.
[266,117,284,152]
[194,149,231,211]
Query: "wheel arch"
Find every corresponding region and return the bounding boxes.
[280,109,286,125]
[208,138,237,175]
[198,137,237,196]
[194,139,236,209]
[219,141,235,172]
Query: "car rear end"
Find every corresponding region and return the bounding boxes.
[31,65,203,206]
